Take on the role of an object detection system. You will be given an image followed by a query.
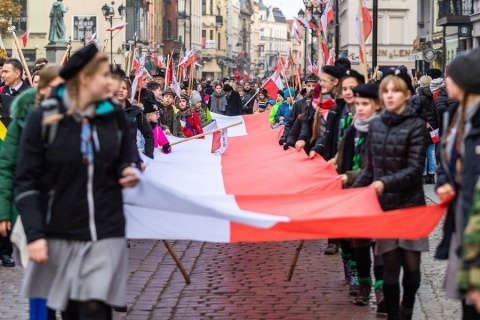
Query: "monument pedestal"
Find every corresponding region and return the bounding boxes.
[45,43,68,64]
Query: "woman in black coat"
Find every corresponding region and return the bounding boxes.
[352,70,429,320]
[435,48,480,319]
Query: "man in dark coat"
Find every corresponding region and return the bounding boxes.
[0,58,31,125]
[242,81,256,114]
[223,84,243,116]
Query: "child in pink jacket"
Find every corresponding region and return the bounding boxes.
[143,99,172,153]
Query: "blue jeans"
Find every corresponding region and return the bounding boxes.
[423,143,436,175]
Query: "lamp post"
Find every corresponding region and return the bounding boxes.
[101,2,126,64]
[298,2,324,76]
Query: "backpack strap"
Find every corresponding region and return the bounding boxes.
[433,89,441,101]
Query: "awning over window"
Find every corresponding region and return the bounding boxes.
[202,60,222,73]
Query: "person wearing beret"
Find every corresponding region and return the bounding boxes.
[14,44,141,319]
[223,84,243,116]
[178,94,204,138]
[336,83,386,312]
[434,47,480,319]
[352,69,429,320]
[279,73,318,147]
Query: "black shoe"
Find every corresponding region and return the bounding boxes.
[426,174,435,185]
[0,254,15,267]
[113,306,128,312]
[375,285,387,314]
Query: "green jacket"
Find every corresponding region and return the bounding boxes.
[0,88,37,224]
[458,177,480,291]
[269,102,281,125]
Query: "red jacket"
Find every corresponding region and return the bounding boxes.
[181,112,204,138]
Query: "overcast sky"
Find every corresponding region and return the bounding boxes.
[261,0,305,19]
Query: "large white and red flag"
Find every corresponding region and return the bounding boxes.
[317,0,334,36]
[243,70,250,80]
[292,23,302,44]
[123,113,446,242]
[22,29,30,48]
[130,53,145,101]
[354,0,373,64]
[263,72,285,98]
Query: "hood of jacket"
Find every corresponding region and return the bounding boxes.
[381,104,419,126]
[11,88,37,127]
[418,86,433,99]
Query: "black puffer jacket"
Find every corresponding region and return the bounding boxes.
[280,96,311,143]
[434,86,459,136]
[124,99,154,159]
[412,87,438,129]
[352,107,429,210]
[310,99,348,161]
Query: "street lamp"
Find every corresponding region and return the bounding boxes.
[101,2,125,64]
[298,1,324,76]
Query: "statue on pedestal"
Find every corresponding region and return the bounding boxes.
[48,0,68,44]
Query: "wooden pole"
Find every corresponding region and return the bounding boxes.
[60,44,71,65]
[165,121,243,147]
[162,240,191,285]
[11,32,32,86]
[164,54,171,90]
[287,240,305,281]
[358,0,369,83]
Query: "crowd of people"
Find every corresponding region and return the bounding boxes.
[0,42,479,320]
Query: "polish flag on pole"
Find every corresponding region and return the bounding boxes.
[243,70,250,80]
[87,32,98,44]
[155,55,164,68]
[123,113,446,243]
[170,67,182,98]
[263,71,285,99]
[22,29,30,48]
[294,17,316,30]
[354,0,373,64]
[106,22,128,32]
[292,23,302,44]
[317,0,334,37]
[130,53,145,101]
[211,128,228,153]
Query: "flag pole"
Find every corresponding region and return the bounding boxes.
[280,52,294,100]
[167,121,243,146]
[164,54,171,90]
[358,0,369,83]
[11,32,32,86]
[60,42,72,65]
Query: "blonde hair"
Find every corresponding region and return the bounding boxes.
[34,65,61,107]
[43,53,109,125]
[378,75,411,108]
[419,75,432,87]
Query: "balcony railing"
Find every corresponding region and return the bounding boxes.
[437,0,474,26]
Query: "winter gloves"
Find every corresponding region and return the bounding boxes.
[161,143,172,154]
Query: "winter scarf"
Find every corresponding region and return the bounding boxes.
[429,78,444,94]
[354,112,380,133]
[319,96,336,119]
[210,91,227,113]
[179,107,194,117]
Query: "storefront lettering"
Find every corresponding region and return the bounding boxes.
[349,48,412,61]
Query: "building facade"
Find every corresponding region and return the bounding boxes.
[338,0,417,71]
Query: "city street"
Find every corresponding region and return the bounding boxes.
[0,186,462,319]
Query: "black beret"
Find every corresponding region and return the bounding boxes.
[426,68,443,80]
[277,89,284,97]
[304,73,319,83]
[222,77,230,82]
[154,69,166,78]
[60,43,98,80]
[321,66,343,79]
[142,97,160,114]
[343,69,365,84]
[335,57,351,72]
[353,83,379,99]
[223,84,233,92]
[384,69,415,94]
[448,48,480,94]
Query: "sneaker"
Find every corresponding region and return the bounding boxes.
[400,306,413,320]
[349,264,359,296]
[375,285,387,314]
[354,283,371,306]
[324,243,339,255]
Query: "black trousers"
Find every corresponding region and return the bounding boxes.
[0,233,13,256]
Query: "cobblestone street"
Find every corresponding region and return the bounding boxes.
[0,186,461,319]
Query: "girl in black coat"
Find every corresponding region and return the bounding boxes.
[352,70,429,320]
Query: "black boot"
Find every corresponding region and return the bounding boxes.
[426,174,435,185]
[400,305,413,320]
[383,283,400,320]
